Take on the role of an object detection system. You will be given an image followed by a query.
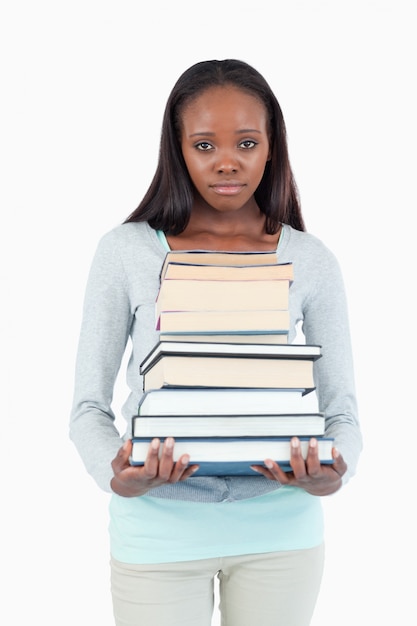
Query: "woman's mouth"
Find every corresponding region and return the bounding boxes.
[211,182,245,195]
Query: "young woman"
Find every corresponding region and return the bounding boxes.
[70,59,362,626]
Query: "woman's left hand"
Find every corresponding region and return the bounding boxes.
[251,437,347,496]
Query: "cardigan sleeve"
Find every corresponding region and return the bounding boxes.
[69,231,133,492]
[301,244,362,484]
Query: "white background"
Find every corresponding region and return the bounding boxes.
[1,1,416,624]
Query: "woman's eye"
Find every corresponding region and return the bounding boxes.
[195,142,213,151]
[240,140,257,149]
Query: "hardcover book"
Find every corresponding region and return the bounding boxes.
[137,387,318,416]
[141,340,322,373]
[130,436,334,475]
[157,308,290,334]
[162,261,294,282]
[159,249,280,281]
[156,279,291,318]
[132,412,325,438]
[158,332,289,344]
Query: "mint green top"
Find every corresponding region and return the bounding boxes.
[109,487,324,563]
[70,222,361,564]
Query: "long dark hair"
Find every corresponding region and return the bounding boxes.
[124,59,305,233]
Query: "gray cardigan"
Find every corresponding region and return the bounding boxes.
[69,222,362,502]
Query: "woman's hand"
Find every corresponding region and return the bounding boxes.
[110,438,199,497]
[251,437,347,496]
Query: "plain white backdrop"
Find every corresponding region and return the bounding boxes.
[1,1,416,624]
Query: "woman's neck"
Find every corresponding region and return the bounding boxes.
[167,206,281,252]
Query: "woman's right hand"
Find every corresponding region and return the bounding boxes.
[110,437,199,497]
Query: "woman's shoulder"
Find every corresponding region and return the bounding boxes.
[280,224,340,265]
[99,221,163,255]
[91,222,166,274]
[281,223,329,248]
[99,220,155,245]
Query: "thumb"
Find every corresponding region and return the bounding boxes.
[113,439,132,467]
[121,438,133,456]
[332,447,347,476]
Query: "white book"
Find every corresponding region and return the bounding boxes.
[138,387,318,416]
[132,412,325,438]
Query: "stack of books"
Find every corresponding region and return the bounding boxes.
[156,249,293,344]
[130,250,333,474]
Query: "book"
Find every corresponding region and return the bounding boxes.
[140,340,322,374]
[162,261,294,282]
[160,249,280,280]
[129,436,335,475]
[157,309,290,334]
[156,279,290,318]
[159,332,289,344]
[132,412,325,438]
[138,387,318,416]
[142,356,317,392]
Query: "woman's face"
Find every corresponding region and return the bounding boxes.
[180,85,270,216]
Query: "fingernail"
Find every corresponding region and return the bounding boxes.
[265,460,274,469]
[151,438,160,450]
[310,438,317,448]
[165,437,174,449]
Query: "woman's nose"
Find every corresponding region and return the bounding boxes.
[215,151,239,173]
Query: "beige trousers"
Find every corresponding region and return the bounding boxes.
[111,544,324,626]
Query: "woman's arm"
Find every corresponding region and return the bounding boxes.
[69,231,133,492]
[302,245,362,485]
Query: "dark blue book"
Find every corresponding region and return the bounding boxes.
[129,436,334,476]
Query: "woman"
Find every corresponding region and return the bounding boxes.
[70,59,362,625]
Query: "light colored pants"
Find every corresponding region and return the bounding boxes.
[111,544,324,626]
